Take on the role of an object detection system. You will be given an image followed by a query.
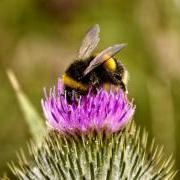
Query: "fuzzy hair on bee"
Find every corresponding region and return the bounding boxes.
[62,24,129,102]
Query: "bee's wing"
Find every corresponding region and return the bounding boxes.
[83,44,127,76]
[78,24,100,59]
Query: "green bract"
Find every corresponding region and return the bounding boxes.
[10,122,176,180]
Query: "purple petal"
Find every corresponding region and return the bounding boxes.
[42,79,135,134]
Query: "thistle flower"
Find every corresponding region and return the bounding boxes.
[9,78,177,180]
[42,79,135,134]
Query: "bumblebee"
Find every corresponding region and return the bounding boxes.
[62,24,129,102]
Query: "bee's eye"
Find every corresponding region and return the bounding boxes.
[103,58,116,71]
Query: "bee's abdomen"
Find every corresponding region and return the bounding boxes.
[62,74,87,91]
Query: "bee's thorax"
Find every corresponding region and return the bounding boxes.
[103,58,116,71]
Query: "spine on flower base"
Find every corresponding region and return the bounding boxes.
[9,79,177,180]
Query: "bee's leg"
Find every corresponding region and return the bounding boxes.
[90,73,99,86]
[89,73,100,94]
[63,87,74,103]
[120,82,128,94]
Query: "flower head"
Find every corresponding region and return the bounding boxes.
[42,79,135,134]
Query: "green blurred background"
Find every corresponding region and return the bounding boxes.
[0,0,180,178]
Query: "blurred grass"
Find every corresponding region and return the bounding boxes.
[7,70,46,145]
[0,0,179,178]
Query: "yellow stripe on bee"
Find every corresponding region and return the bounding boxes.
[103,56,116,71]
[62,74,87,91]
[103,83,111,91]
[103,83,119,91]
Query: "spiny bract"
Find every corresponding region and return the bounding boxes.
[10,122,176,180]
